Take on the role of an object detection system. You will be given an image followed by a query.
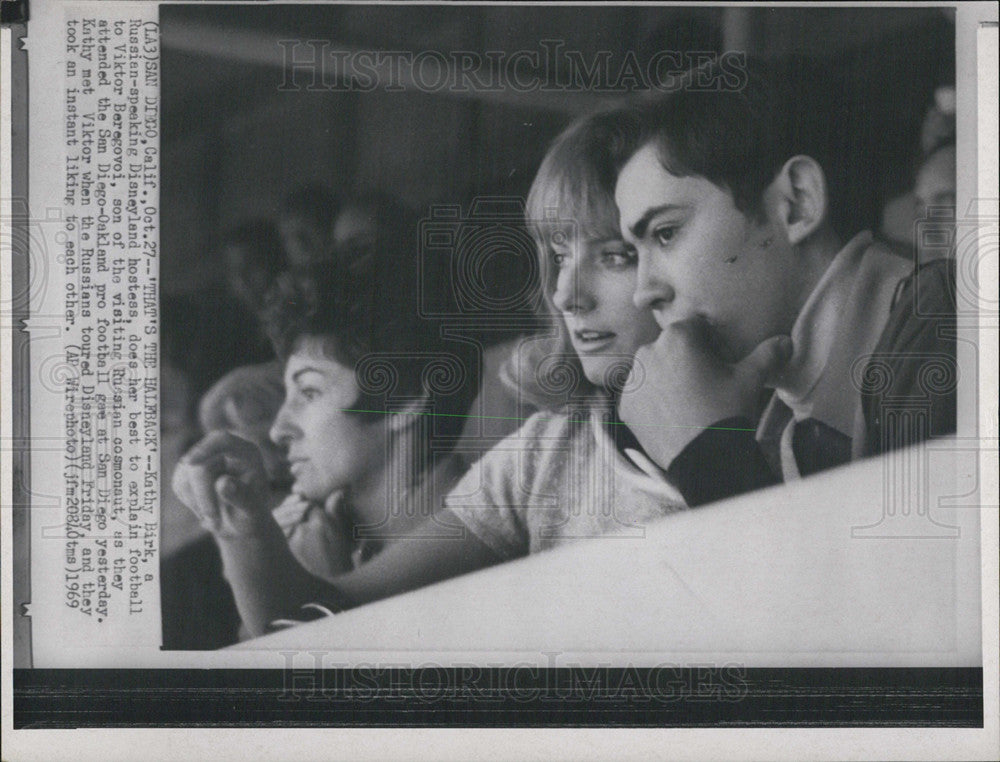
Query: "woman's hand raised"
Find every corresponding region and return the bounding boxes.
[172,431,276,539]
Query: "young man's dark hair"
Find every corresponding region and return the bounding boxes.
[610,57,859,240]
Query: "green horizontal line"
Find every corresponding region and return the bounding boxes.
[335,407,756,432]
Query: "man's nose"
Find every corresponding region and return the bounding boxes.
[632,249,675,311]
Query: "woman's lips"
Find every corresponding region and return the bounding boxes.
[572,329,616,352]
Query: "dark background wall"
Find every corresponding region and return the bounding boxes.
[160,4,955,295]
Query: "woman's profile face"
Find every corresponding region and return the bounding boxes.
[268,336,386,502]
[549,232,660,389]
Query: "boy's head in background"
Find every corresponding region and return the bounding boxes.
[279,183,340,268]
[221,219,286,312]
[914,141,956,214]
[612,59,848,365]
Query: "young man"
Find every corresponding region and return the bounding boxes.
[612,63,957,506]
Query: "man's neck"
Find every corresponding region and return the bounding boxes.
[771,229,878,403]
[786,226,843,329]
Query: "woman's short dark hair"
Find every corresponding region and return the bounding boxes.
[262,244,424,411]
[262,235,474,438]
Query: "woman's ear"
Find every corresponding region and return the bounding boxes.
[768,155,828,246]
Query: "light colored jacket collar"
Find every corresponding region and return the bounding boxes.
[758,233,914,462]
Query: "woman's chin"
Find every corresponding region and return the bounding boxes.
[581,358,632,393]
[578,361,606,388]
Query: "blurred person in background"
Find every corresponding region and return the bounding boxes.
[913,140,956,217]
[161,360,290,650]
[222,219,288,316]
[161,222,277,415]
[279,183,341,268]
[198,361,292,494]
[880,86,957,259]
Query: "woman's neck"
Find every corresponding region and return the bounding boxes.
[344,426,425,534]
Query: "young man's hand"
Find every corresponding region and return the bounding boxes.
[618,318,792,470]
[172,431,276,539]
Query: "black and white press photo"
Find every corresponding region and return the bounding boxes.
[3,1,998,758]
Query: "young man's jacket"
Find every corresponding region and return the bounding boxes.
[662,234,957,507]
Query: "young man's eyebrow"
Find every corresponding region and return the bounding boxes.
[628,204,688,239]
